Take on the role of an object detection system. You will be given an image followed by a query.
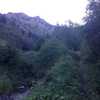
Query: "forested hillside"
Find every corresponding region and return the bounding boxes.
[0,0,100,100]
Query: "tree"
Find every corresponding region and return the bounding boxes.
[85,0,100,57]
[33,41,67,79]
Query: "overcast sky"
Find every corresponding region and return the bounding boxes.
[0,0,88,25]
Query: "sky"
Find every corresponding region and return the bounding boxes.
[0,0,88,25]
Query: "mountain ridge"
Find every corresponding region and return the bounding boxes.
[0,12,55,50]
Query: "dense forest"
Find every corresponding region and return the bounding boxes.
[0,0,100,100]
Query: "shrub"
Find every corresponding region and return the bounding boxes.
[0,75,13,94]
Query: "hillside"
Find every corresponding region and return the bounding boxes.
[0,12,85,100]
[0,13,54,50]
[0,6,100,100]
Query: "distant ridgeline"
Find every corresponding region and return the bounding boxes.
[0,13,55,51]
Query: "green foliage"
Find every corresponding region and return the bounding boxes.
[0,12,99,100]
[49,55,75,83]
[33,41,67,79]
[52,25,82,50]
[0,75,13,94]
[85,0,100,57]
[25,83,80,100]
[25,54,81,100]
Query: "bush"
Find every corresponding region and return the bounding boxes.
[0,75,13,94]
